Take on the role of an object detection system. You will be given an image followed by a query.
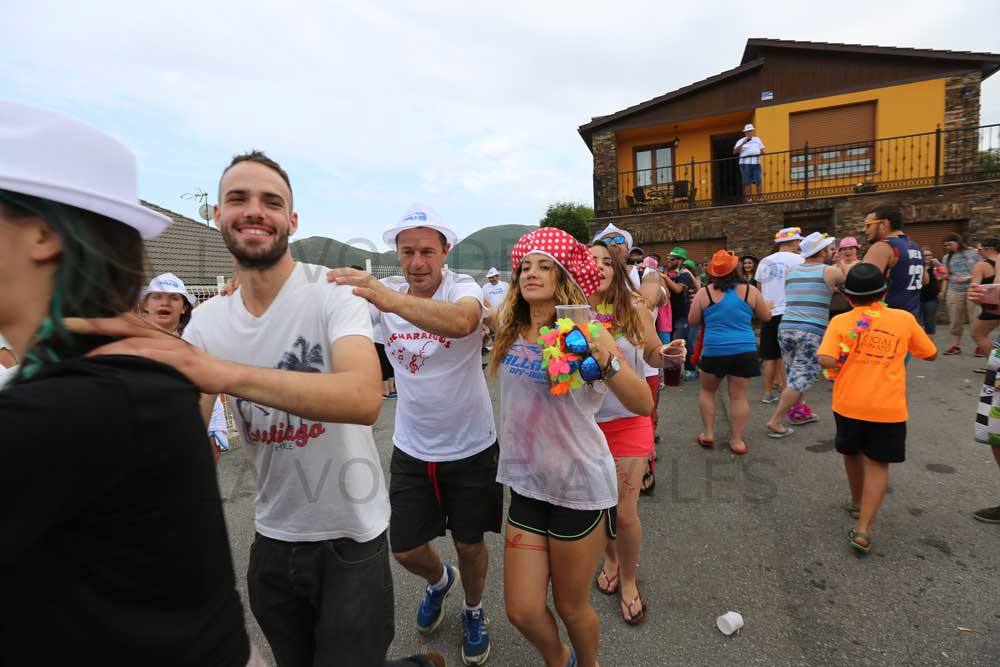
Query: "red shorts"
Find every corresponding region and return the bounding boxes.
[598,415,655,458]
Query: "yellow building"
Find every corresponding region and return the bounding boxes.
[580,39,1000,260]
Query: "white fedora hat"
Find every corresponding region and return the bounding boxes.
[383,204,458,250]
[0,101,170,239]
[486,267,499,278]
[592,222,634,249]
[743,123,755,132]
[141,273,197,306]
[799,232,836,258]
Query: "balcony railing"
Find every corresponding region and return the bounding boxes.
[594,124,1000,218]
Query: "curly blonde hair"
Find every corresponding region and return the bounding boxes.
[487,261,587,377]
[590,244,647,347]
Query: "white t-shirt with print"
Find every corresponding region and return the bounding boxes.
[0,333,15,387]
[755,251,805,316]
[373,271,496,462]
[736,136,765,164]
[183,262,389,543]
[482,281,509,309]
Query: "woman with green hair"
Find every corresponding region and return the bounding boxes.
[0,102,253,665]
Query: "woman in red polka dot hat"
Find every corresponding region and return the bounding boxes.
[487,227,653,667]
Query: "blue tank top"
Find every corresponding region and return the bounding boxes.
[886,235,923,317]
[702,286,757,356]
[780,263,833,336]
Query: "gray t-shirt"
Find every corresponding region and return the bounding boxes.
[184,262,389,543]
[946,249,980,293]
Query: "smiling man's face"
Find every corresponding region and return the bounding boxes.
[216,161,297,269]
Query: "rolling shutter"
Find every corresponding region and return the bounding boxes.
[789,102,876,149]
[904,221,963,256]
[645,238,726,264]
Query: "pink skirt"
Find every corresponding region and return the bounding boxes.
[598,415,655,458]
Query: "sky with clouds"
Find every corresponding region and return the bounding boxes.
[3,1,999,250]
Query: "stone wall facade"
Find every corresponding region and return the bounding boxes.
[592,130,618,213]
[944,72,982,178]
[592,180,1000,260]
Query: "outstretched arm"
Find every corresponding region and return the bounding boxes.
[327,268,482,338]
[66,316,383,426]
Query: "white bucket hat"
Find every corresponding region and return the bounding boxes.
[743,124,755,132]
[799,232,836,259]
[383,204,458,250]
[592,222,634,249]
[141,273,197,306]
[0,101,170,239]
[486,267,499,278]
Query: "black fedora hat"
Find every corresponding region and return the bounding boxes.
[842,263,888,296]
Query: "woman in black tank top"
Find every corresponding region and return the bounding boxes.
[972,242,1000,362]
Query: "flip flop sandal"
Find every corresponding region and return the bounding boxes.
[621,587,648,626]
[595,567,619,595]
[696,434,715,448]
[843,499,860,519]
[848,529,873,554]
[640,471,656,495]
[766,426,795,439]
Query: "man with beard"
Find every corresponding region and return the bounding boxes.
[328,205,498,665]
[99,151,443,667]
[862,204,924,320]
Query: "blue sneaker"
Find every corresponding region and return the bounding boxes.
[461,607,491,665]
[417,564,459,634]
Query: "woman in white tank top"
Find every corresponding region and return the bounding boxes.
[588,244,685,626]
[488,228,653,667]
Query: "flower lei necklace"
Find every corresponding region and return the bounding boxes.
[595,303,615,331]
[537,317,604,395]
[822,301,885,380]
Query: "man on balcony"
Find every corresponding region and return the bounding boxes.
[733,124,765,203]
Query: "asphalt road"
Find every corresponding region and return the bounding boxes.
[217,329,1000,666]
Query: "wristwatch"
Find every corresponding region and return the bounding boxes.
[603,355,622,381]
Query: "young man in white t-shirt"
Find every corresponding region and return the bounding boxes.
[755,227,805,404]
[92,152,444,667]
[330,206,498,666]
[481,267,508,310]
[733,124,765,202]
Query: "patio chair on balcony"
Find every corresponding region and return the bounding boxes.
[632,186,648,208]
[625,195,637,213]
[671,180,697,207]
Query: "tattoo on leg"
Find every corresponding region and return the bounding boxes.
[505,533,548,552]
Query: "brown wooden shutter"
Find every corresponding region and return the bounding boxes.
[789,102,876,149]
[904,221,963,257]
[645,238,726,264]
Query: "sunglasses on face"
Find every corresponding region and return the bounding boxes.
[627,258,643,265]
[601,235,626,246]
[863,218,886,228]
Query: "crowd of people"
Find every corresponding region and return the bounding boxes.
[2,101,998,667]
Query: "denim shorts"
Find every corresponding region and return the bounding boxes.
[739,163,761,184]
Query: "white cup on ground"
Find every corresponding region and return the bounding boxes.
[716,611,744,636]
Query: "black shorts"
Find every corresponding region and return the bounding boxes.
[375,343,394,381]
[979,312,1000,321]
[699,352,762,379]
[759,315,782,360]
[507,490,616,542]
[834,412,907,463]
[389,443,503,552]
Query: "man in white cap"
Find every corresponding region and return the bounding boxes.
[765,232,844,437]
[733,124,765,202]
[755,227,805,403]
[139,272,197,334]
[482,267,507,309]
[329,205,498,665]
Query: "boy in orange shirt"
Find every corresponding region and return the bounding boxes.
[818,263,937,554]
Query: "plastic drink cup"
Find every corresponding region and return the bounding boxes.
[555,304,593,324]
[661,343,685,387]
[716,611,744,636]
